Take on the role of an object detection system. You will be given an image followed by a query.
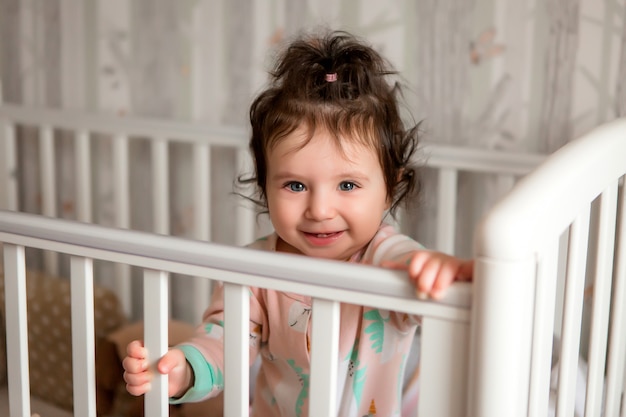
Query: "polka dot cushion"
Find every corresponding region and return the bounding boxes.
[0,267,128,411]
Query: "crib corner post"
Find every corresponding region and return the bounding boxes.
[467,256,535,417]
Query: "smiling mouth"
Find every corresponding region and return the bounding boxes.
[305,231,341,238]
[302,230,344,246]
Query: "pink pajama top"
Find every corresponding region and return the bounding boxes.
[173,223,423,416]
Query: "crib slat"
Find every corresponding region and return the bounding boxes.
[555,209,591,417]
[40,125,59,275]
[224,283,250,417]
[113,134,130,229]
[0,121,19,211]
[113,134,132,316]
[143,269,170,417]
[3,244,31,417]
[585,184,618,416]
[70,255,97,417]
[193,143,211,241]
[75,130,93,223]
[193,143,211,320]
[152,137,170,235]
[235,148,255,246]
[527,239,559,416]
[40,125,57,218]
[436,168,457,254]
[419,317,469,417]
[605,177,626,417]
[469,257,536,416]
[309,298,340,416]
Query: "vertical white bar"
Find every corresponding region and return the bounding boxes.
[235,148,255,246]
[152,137,169,235]
[436,168,457,254]
[3,244,31,417]
[0,122,19,211]
[193,143,211,321]
[555,210,591,417]
[585,185,618,416]
[70,256,96,417]
[151,137,171,319]
[113,134,132,315]
[468,257,535,417]
[308,298,340,416]
[193,144,210,240]
[40,125,58,274]
[605,177,626,416]
[527,240,559,416]
[40,126,57,217]
[223,283,249,417]
[419,317,469,417]
[143,269,169,417]
[75,130,93,223]
[113,134,130,229]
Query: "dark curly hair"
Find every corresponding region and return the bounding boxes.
[239,29,421,217]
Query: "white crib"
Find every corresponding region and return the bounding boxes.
[0,104,624,417]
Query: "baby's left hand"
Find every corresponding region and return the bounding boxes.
[382,251,474,300]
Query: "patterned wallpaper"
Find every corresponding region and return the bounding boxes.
[2,0,625,147]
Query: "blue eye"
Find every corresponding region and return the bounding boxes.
[339,182,356,191]
[287,182,305,192]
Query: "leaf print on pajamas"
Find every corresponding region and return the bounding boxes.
[249,324,261,348]
[364,309,400,363]
[287,359,309,417]
[364,310,387,353]
[287,301,311,333]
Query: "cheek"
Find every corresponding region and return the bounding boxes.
[267,196,295,225]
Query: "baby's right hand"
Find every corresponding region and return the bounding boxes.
[122,340,193,398]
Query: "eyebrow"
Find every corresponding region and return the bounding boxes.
[269,170,371,182]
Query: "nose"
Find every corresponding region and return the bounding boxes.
[305,190,337,221]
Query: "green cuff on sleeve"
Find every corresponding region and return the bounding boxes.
[169,345,216,404]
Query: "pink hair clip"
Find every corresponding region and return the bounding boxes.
[325,73,338,82]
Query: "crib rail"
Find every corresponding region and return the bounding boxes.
[0,103,545,326]
[0,209,471,417]
[0,103,255,321]
[471,118,626,417]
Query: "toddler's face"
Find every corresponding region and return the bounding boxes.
[265,126,389,261]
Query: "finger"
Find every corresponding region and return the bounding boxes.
[123,355,149,373]
[407,251,430,279]
[415,257,443,299]
[429,261,461,300]
[127,340,147,358]
[126,381,152,397]
[123,369,152,387]
[157,349,184,375]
